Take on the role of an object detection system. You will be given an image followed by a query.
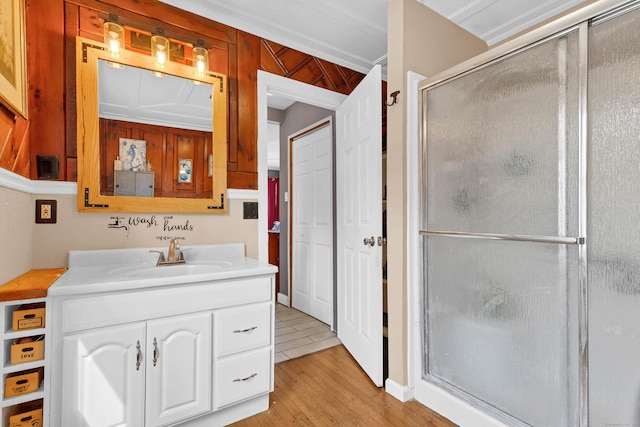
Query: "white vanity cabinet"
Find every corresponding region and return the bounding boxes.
[61,312,212,427]
[48,244,277,427]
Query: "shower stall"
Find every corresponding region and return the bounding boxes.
[415,1,640,426]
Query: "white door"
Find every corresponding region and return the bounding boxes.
[62,323,146,427]
[336,65,383,386]
[291,120,334,326]
[146,313,212,427]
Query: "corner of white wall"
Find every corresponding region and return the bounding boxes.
[385,378,415,402]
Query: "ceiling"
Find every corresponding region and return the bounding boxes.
[98,60,212,131]
[99,0,594,139]
[159,0,588,79]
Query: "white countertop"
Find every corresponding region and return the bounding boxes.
[49,243,277,296]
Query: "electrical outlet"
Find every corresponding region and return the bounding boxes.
[35,200,57,224]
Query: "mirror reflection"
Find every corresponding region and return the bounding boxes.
[98,60,214,199]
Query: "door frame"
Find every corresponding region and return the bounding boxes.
[257,71,346,307]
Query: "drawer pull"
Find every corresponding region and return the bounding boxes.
[153,337,158,367]
[233,326,258,334]
[136,340,142,371]
[233,373,258,383]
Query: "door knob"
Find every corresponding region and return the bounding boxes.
[363,236,375,247]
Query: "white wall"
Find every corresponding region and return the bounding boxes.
[0,170,259,283]
[0,185,32,283]
[386,0,487,388]
[30,194,258,268]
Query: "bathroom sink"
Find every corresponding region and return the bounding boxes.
[123,261,232,278]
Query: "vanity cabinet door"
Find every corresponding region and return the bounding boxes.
[62,323,146,427]
[145,312,212,427]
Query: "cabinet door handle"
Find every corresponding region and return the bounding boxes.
[136,340,142,371]
[153,337,158,367]
[232,373,257,382]
[233,326,258,334]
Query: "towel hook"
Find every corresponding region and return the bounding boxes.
[386,90,400,106]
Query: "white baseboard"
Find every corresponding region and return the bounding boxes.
[276,293,289,306]
[414,382,507,427]
[385,378,414,402]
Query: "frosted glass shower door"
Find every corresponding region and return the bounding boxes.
[588,6,640,426]
[421,30,581,426]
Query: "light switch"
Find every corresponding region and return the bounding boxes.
[243,202,258,219]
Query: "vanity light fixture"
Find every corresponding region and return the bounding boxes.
[103,22,125,68]
[151,35,170,73]
[192,46,209,80]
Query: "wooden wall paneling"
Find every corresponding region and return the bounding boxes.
[174,134,196,196]
[0,106,29,176]
[0,106,15,170]
[66,158,77,181]
[77,5,103,39]
[27,0,66,181]
[288,57,326,88]
[64,0,253,188]
[260,40,288,75]
[65,3,80,163]
[163,132,175,197]
[12,119,31,177]
[141,130,166,197]
[227,42,238,166]
[317,59,364,94]
[27,0,371,193]
[260,39,365,95]
[71,0,238,45]
[276,47,314,76]
[195,134,205,197]
[236,30,260,189]
[227,171,261,190]
[99,119,222,199]
[209,40,231,75]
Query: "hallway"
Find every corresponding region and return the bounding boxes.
[275,303,340,363]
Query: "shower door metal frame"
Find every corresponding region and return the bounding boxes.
[416,1,640,425]
[418,21,592,427]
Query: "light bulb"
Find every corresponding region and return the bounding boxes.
[192,47,209,79]
[151,35,170,69]
[103,22,124,59]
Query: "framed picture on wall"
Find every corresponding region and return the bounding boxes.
[119,138,147,171]
[178,159,192,183]
[0,0,28,118]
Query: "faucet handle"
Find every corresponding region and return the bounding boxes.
[149,250,166,265]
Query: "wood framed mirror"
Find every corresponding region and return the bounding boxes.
[76,36,228,213]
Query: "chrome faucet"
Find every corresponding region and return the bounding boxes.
[150,239,186,266]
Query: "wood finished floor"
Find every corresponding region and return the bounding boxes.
[230,344,456,426]
[274,303,341,363]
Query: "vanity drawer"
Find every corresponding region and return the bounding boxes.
[215,302,272,357]
[214,348,271,409]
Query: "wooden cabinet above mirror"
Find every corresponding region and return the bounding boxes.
[76,36,228,213]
